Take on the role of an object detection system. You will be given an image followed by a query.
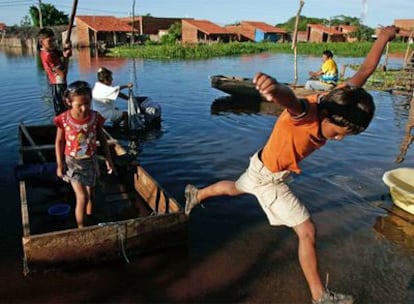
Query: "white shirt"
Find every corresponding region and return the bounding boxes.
[92,82,121,121]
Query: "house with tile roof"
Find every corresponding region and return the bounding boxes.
[181,19,236,43]
[306,24,346,42]
[225,21,288,42]
[337,25,358,42]
[394,19,414,43]
[119,16,182,42]
[75,16,134,47]
[74,15,183,47]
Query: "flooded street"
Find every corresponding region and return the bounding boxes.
[0,48,413,303]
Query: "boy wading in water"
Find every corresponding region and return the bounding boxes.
[185,26,398,303]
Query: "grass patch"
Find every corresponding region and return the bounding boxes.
[108,41,409,59]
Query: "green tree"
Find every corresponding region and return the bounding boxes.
[29,3,68,27]
[160,22,181,44]
[276,16,326,32]
[20,15,32,27]
[351,24,375,41]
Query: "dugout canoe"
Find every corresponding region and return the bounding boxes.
[382,167,414,215]
[210,75,324,100]
[16,123,187,274]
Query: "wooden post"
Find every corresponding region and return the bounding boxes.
[131,0,136,44]
[291,0,305,86]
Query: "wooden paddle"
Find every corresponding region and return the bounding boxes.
[65,0,78,45]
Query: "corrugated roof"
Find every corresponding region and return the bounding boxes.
[241,21,287,33]
[183,19,231,34]
[76,16,134,32]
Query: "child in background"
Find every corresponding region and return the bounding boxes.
[305,50,338,91]
[54,81,113,228]
[185,26,398,304]
[38,27,72,115]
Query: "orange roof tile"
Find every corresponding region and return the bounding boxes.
[76,16,134,32]
[183,19,231,34]
[241,21,287,34]
[308,24,343,35]
[339,25,357,32]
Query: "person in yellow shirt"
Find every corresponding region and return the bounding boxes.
[305,50,338,91]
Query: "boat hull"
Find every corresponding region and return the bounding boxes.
[17,124,187,273]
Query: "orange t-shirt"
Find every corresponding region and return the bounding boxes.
[261,94,326,174]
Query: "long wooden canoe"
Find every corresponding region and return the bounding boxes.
[210,75,325,100]
[16,124,187,274]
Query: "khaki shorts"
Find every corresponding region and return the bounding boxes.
[235,151,310,227]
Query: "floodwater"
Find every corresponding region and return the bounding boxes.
[0,47,413,303]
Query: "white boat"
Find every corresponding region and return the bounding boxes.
[382,167,414,215]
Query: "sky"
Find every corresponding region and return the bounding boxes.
[0,0,412,28]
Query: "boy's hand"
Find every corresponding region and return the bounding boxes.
[63,41,72,58]
[105,159,114,175]
[253,72,279,102]
[127,82,134,88]
[379,26,399,42]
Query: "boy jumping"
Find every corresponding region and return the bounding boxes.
[185,26,398,304]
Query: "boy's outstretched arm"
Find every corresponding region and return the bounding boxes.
[348,26,398,87]
[253,72,303,116]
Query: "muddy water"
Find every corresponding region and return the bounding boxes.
[0,48,413,303]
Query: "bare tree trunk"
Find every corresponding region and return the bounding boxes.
[38,0,43,28]
[291,0,305,86]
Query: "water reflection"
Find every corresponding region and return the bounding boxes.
[374,203,414,253]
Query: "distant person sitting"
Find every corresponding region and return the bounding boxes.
[305,50,338,91]
[92,67,133,126]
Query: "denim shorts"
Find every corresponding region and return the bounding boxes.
[64,155,99,187]
[235,151,310,227]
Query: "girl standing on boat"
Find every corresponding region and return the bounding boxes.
[54,81,114,228]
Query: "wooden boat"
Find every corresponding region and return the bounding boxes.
[16,124,187,274]
[211,95,283,116]
[210,75,324,100]
[382,167,414,215]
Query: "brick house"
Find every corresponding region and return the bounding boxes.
[225,21,287,42]
[394,19,414,43]
[119,16,182,42]
[306,24,346,42]
[73,15,183,47]
[75,16,134,47]
[337,25,358,42]
[181,19,236,43]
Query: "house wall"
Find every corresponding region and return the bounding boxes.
[394,19,414,30]
[309,29,324,42]
[76,18,92,47]
[142,17,181,35]
[255,30,265,42]
[181,21,198,43]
